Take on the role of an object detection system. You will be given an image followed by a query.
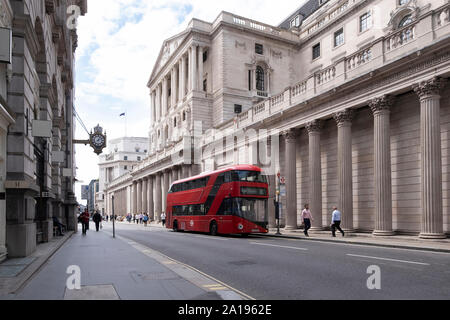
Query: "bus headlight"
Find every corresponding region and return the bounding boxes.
[238,224,244,230]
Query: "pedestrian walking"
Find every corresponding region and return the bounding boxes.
[302,204,314,237]
[161,212,166,227]
[143,213,149,227]
[331,206,345,238]
[79,209,90,235]
[93,211,102,232]
[139,213,143,224]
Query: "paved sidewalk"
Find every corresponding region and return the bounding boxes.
[4,223,246,300]
[0,232,73,299]
[120,221,450,253]
[266,228,450,253]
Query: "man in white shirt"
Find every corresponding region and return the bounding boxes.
[161,212,166,227]
[331,207,345,238]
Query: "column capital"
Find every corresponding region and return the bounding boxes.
[306,120,323,134]
[413,77,447,99]
[333,109,354,127]
[369,95,395,116]
[282,129,300,142]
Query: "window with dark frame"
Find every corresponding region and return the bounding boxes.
[360,12,372,33]
[334,28,344,47]
[255,43,264,55]
[256,66,265,91]
[312,43,321,60]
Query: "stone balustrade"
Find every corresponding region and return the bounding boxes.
[316,65,336,85]
[385,22,417,52]
[346,46,372,71]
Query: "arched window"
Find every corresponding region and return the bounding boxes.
[256,66,265,92]
[399,15,412,28]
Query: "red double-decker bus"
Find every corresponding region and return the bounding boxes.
[166,165,269,236]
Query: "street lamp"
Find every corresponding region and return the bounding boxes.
[112,195,116,239]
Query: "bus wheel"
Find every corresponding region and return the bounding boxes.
[210,221,218,236]
[173,221,179,232]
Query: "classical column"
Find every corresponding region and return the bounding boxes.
[180,56,186,99]
[150,91,154,127]
[334,109,354,232]
[306,120,324,231]
[163,171,170,213]
[173,66,179,104]
[413,77,447,239]
[148,176,154,220]
[284,129,299,230]
[132,181,138,214]
[170,69,175,108]
[182,165,189,179]
[137,180,142,214]
[156,84,161,122]
[187,48,192,92]
[142,177,148,214]
[198,46,204,91]
[172,167,178,183]
[155,174,162,221]
[162,77,168,117]
[192,45,197,91]
[370,96,395,236]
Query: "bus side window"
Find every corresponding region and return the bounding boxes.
[224,172,232,183]
[215,173,225,185]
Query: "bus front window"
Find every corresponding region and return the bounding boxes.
[233,198,268,225]
[232,171,267,183]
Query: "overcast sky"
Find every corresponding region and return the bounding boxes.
[74,0,307,203]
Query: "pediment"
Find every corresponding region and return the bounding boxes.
[149,30,189,86]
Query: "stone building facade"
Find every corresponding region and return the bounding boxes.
[105,0,450,238]
[1,0,87,258]
[0,0,15,262]
[97,136,148,215]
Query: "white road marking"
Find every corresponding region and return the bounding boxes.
[251,242,308,251]
[347,254,431,266]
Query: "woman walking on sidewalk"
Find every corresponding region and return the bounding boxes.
[302,204,314,237]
